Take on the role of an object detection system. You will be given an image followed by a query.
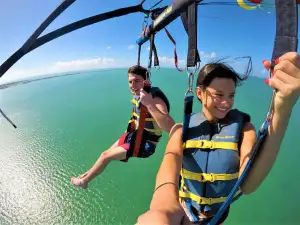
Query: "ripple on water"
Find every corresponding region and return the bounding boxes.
[0,111,125,224]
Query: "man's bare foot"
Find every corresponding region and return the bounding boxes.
[71,177,88,189]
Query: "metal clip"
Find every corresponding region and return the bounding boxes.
[185,63,200,96]
[186,72,194,94]
[146,69,152,85]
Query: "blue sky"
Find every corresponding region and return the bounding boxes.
[0,0,295,84]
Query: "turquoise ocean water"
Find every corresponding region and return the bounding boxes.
[1,68,300,225]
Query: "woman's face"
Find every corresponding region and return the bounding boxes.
[197,77,236,121]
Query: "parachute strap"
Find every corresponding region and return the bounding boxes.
[149,1,200,72]
[180,2,200,68]
[132,32,153,157]
[152,42,159,67]
[209,1,298,224]
[181,169,239,182]
[183,140,239,151]
[271,1,298,62]
[182,69,198,143]
[181,2,201,143]
[138,11,159,67]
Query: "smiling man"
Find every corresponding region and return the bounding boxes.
[71,65,175,189]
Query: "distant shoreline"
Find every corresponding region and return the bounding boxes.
[0,67,128,90]
[0,72,82,90]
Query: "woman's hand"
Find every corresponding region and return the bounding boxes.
[263,52,300,115]
[135,204,191,225]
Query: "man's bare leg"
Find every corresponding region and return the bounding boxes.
[71,144,127,189]
[75,140,120,180]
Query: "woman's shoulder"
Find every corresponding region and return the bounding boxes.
[228,108,251,123]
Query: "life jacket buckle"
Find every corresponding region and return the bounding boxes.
[199,174,204,182]
[209,140,216,149]
[209,173,215,182]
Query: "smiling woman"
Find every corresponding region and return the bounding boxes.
[195,61,246,121]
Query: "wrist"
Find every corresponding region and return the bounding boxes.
[274,94,298,117]
[154,181,178,193]
[151,182,179,206]
[274,104,293,118]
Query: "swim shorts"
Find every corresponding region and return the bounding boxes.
[117,131,156,162]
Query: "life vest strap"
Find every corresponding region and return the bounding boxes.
[181,169,239,182]
[132,112,155,121]
[128,119,161,134]
[179,189,242,205]
[144,127,161,133]
[130,99,139,107]
[183,140,238,151]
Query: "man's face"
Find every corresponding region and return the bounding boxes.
[128,73,144,96]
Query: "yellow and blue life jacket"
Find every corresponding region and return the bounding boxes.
[126,86,170,143]
[179,109,250,220]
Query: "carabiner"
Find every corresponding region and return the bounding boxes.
[146,69,152,85]
[185,72,194,95]
[185,63,200,95]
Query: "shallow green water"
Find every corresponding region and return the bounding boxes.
[1,69,299,224]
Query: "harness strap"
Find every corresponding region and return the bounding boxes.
[150,2,200,71]
[208,1,298,224]
[132,81,151,157]
[180,2,200,67]
[147,34,155,68]
[181,2,200,143]
[152,40,159,67]
[182,93,194,143]
[132,33,154,157]
[151,9,183,71]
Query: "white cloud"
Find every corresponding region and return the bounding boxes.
[210,52,217,58]
[0,57,117,84]
[107,46,112,50]
[54,57,115,70]
[128,45,136,50]
[158,56,185,67]
[158,56,174,64]
[199,51,217,59]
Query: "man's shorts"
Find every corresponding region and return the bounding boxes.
[117,131,156,162]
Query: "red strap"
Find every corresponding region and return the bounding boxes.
[132,104,147,157]
[163,28,185,72]
[132,81,151,157]
[151,12,184,72]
